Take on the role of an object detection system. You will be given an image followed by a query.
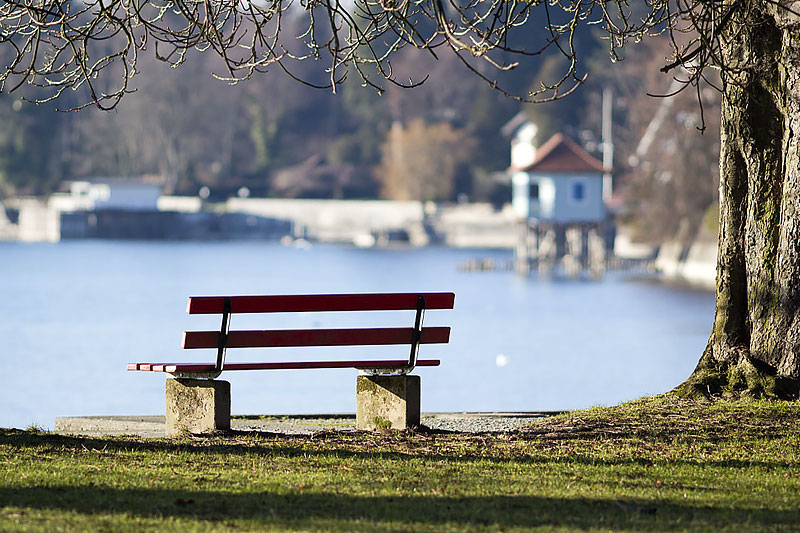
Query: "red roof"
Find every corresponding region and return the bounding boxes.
[517,133,607,174]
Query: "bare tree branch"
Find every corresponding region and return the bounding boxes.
[3,0,796,109]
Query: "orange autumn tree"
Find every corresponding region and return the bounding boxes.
[377,120,474,202]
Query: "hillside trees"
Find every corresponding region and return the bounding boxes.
[0,96,64,195]
[70,52,246,194]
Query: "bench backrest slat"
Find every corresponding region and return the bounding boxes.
[183,326,451,349]
[187,292,455,314]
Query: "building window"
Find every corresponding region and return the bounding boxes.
[571,180,586,204]
[529,182,539,200]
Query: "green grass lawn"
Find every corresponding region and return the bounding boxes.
[2,396,800,532]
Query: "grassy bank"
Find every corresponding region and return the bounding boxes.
[2,396,800,532]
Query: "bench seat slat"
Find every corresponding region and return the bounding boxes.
[128,360,441,372]
[187,292,455,314]
[182,326,450,349]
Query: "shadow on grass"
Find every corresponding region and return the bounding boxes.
[2,428,799,471]
[1,485,798,530]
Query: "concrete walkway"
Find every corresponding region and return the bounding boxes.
[54,412,553,438]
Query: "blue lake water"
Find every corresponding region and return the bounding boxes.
[0,241,715,430]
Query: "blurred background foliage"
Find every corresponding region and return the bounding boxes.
[0,12,719,244]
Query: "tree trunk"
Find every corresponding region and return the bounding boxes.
[677,2,800,398]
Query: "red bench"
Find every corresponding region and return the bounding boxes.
[128,292,455,433]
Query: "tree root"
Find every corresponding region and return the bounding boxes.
[673,345,800,400]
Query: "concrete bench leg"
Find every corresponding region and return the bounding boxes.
[356,375,420,430]
[165,378,231,436]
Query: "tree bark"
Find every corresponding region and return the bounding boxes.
[678,1,800,398]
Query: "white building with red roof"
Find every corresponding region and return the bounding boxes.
[510,133,608,224]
